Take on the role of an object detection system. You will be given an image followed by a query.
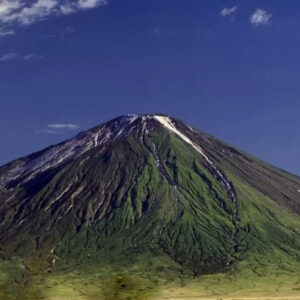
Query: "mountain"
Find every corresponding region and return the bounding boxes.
[0,114,300,300]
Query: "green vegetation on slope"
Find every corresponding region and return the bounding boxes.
[0,116,299,299]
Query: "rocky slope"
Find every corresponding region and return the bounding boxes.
[0,114,299,278]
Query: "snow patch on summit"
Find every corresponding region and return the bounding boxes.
[127,114,139,124]
[154,116,211,162]
[154,115,237,203]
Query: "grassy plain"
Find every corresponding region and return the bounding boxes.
[1,253,300,300]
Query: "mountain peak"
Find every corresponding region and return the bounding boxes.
[1,113,300,298]
[0,114,185,191]
[1,114,299,217]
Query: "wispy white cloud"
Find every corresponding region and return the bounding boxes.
[78,0,104,9]
[24,53,43,60]
[0,52,43,61]
[47,123,79,130]
[250,9,272,26]
[220,6,238,17]
[0,28,14,36]
[0,0,22,18]
[0,0,107,29]
[36,123,80,135]
[0,52,19,61]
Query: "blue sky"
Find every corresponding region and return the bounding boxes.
[0,0,299,175]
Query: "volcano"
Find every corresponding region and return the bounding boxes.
[0,114,299,299]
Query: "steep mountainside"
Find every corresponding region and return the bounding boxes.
[0,114,300,299]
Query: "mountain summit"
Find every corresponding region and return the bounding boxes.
[0,114,300,299]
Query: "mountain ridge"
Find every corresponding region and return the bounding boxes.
[0,114,299,299]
